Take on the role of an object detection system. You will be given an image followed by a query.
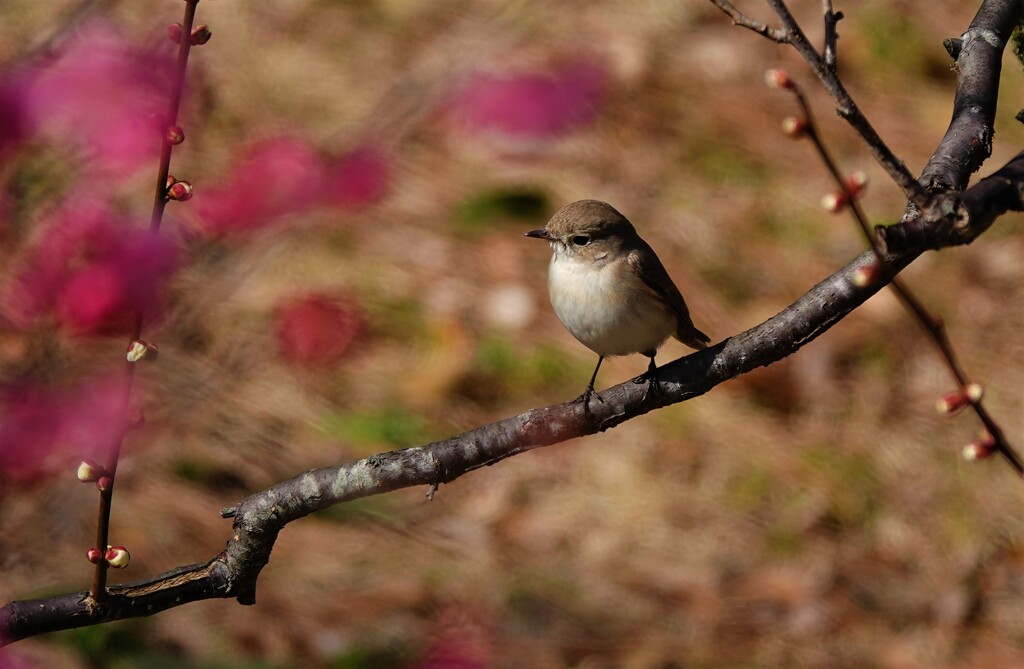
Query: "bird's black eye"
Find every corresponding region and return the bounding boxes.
[571,235,591,247]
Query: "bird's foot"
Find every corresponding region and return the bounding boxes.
[575,383,603,418]
[633,369,663,403]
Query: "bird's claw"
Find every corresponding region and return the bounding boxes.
[576,384,604,418]
[633,370,663,403]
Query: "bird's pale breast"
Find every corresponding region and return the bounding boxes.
[547,253,676,356]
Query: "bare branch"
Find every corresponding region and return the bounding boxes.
[763,0,932,208]
[822,0,843,72]
[916,0,1022,194]
[878,0,1022,248]
[879,150,1024,251]
[708,0,789,42]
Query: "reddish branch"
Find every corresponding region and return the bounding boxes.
[90,0,200,601]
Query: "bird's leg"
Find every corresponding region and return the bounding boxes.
[576,355,605,416]
[634,351,663,401]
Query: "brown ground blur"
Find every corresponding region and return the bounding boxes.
[2,1,1024,668]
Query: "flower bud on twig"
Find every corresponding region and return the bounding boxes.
[821,192,848,213]
[77,460,104,483]
[86,547,104,564]
[126,339,157,362]
[168,23,183,44]
[936,383,984,414]
[190,24,212,45]
[168,180,193,202]
[781,116,807,138]
[962,434,997,461]
[96,476,113,492]
[765,69,794,89]
[166,126,185,145]
[105,546,130,569]
[845,171,868,197]
[851,263,880,288]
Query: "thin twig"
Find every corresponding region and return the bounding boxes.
[708,0,789,42]
[763,0,932,208]
[90,0,201,602]
[822,0,842,72]
[711,0,928,206]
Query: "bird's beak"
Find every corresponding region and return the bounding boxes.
[525,228,551,240]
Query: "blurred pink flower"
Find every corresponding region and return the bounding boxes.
[197,139,392,236]
[0,375,125,482]
[56,262,126,332]
[275,294,363,365]
[323,146,390,211]
[21,22,170,174]
[5,199,179,334]
[450,61,607,138]
[411,614,493,669]
[196,137,327,235]
[412,639,490,669]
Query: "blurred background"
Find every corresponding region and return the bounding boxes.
[2,1,1024,667]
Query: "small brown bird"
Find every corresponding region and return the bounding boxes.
[526,200,709,407]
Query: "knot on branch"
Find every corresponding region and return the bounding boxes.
[876,194,969,253]
[943,37,964,59]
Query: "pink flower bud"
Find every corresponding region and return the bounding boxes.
[168,180,193,202]
[962,434,997,461]
[96,475,113,492]
[77,459,104,482]
[781,116,807,138]
[86,547,104,564]
[845,171,868,197]
[851,263,880,288]
[165,126,185,145]
[190,25,212,45]
[821,192,847,213]
[168,23,184,44]
[105,546,130,569]
[166,174,177,189]
[126,340,158,362]
[126,339,150,362]
[936,383,984,414]
[764,69,793,89]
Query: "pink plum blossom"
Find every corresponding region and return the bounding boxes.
[196,139,391,236]
[322,146,390,211]
[4,199,179,335]
[196,137,327,235]
[449,61,607,138]
[0,375,126,482]
[20,22,172,175]
[274,293,363,365]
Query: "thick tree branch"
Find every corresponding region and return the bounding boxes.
[5,156,1024,644]
[918,0,1022,194]
[881,0,1023,249]
[879,150,1024,251]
